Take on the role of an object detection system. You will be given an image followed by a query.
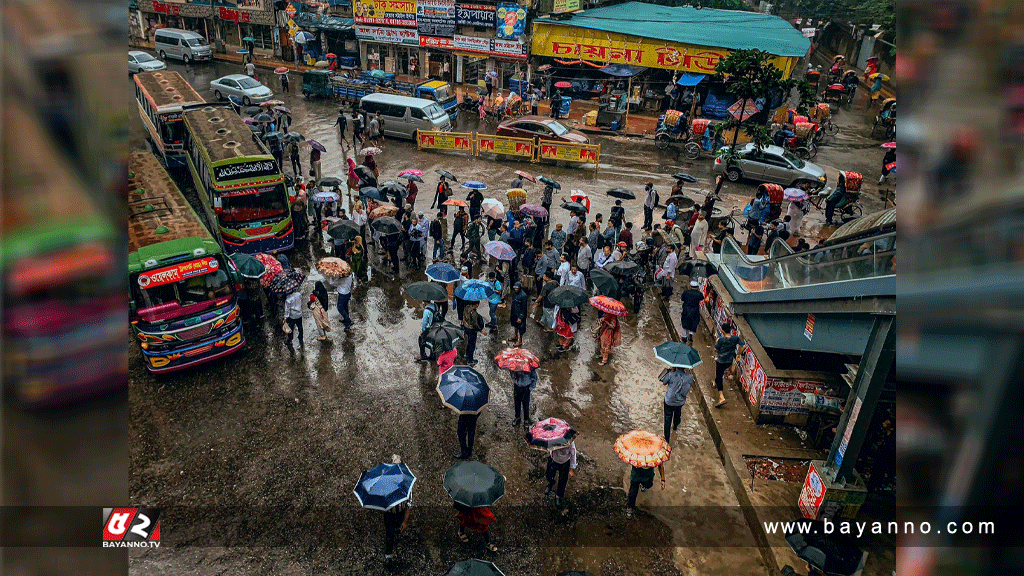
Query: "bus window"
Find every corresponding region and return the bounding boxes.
[220,184,288,223]
[160,118,185,144]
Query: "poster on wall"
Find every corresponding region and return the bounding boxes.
[417,0,456,37]
[552,0,580,12]
[355,0,417,27]
[495,3,526,39]
[355,25,420,45]
[455,3,495,28]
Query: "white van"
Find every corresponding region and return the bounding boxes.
[359,93,452,140]
[154,28,212,64]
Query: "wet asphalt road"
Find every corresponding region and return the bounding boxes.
[129,57,886,575]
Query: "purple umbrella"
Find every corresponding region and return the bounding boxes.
[484,241,516,261]
[308,139,327,152]
[520,203,548,217]
[243,117,257,125]
[274,105,291,114]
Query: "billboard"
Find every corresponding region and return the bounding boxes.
[495,3,526,39]
[417,0,456,37]
[455,3,495,27]
[354,0,417,27]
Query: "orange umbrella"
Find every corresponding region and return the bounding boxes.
[317,257,351,279]
[443,198,468,206]
[614,430,670,469]
[369,205,399,219]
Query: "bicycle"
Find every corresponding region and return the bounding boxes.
[807,188,863,222]
[814,116,840,144]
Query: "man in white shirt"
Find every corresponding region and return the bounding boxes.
[643,182,657,231]
[245,61,256,77]
[334,274,355,326]
[659,244,678,298]
[555,253,571,285]
[594,245,612,269]
[284,288,303,345]
[545,439,578,509]
[567,213,581,237]
[563,264,586,289]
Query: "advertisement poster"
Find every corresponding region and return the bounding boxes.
[355,25,420,45]
[455,3,495,27]
[495,3,526,39]
[476,134,534,158]
[417,131,473,151]
[759,379,821,415]
[552,0,580,13]
[798,462,825,519]
[417,0,456,37]
[537,142,600,164]
[137,257,219,289]
[354,0,417,27]
[804,313,815,340]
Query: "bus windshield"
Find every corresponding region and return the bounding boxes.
[220,183,287,223]
[160,117,185,144]
[133,265,232,315]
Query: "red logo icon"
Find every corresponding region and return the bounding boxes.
[103,508,161,547]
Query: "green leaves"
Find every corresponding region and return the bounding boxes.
[713,49,800,152]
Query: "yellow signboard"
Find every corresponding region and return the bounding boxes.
[417,130,474,152]
[531,23,796,75]
[537,141,600,165]
[552,0,580,13]
[476,134,535,158]
[354,0,417,27]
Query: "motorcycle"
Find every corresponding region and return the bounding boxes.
[459,86,487,113]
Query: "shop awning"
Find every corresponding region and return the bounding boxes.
[676,72,706,86]
[745,313,875,357]
[292,12,353,32]
[600,64,644,77]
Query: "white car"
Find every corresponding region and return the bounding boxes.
[129,51,166,74]
[210,74,274,105]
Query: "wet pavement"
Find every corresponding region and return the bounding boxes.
[130,57,889,575]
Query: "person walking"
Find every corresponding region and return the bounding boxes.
[461,300,486,366]
[350,236,367,281]
[530,89,540,115]
[432,175,451,215]
[713,323,745,408]
[484,72,494,103]
[679,280,703,344]
[309,281,332,342]
[661,367,693,443]
[642,182,658,231]
[406,180,419,208]
[486,271,502,330]
[658,244,678,298]
[382,496,410,559]
[310,147,322,183]
[625,460,665,517]
[449,206,468,253]
[454,503,497,551]
[430,211,446,261]
[280,71,290,93]
[508,282,528,347]
[466,215,484,261]
[554,306,579,352]
[689,211,709,258]
[417,300,441,361]
[466,188,484,221]
[244,60,256,78]
[535,270,558,331]
[545,437,577,509]
[351,111,364,147]
[596,312,621,365]
[333,272,355,327]
[283,286,304,346]
[334,109,348,146]
[510,366,537,427]
[550,87,561,119]
[289,141,302,178]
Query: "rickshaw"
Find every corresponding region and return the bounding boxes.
[809,171,864,221]
[654,109,690,149]
[682,119,723,160]
[302,69,335,99]
[872,98,896,139]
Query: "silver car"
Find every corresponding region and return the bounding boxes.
[715,143,828,188]
[210,74,274,105]
[128,50,166,75]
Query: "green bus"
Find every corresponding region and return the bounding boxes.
[182,105,294,254]
[129,149,246,373]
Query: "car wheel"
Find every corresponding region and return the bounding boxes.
[214,90,223,101]
[683,141,701,160]
[243,97,251,106]
[158,50,166,60]
[725,167,742,182]
[183,54,192,64]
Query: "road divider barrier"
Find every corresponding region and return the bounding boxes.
[415,130,601,168]
[476,133,536,159]
[416,131,475,153]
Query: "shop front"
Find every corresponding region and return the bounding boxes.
[216,1,279,56]
[356,26,421,74]
[419,35,526,86]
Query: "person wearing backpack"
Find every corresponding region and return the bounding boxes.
[417,300,442,361]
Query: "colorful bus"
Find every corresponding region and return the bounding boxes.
[182,105,294,254]
[1,102,125,407]
[134,71,205,168]
[129,150,246,373]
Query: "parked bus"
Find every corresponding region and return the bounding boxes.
[135,70,205,168]
[182,105,294,254]
[129,150,246,373]
[1,102,125,407]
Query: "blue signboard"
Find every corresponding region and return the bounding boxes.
[495,3,526,39]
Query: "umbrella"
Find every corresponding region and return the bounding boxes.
[785,521,865,576]
[236,48,249,54]
[445,559,505,576]
[370,215,403,235]
[425,322,465,350]
[435,169,459,182]
[672,172,698,182]
[614,430,671,469]
[462,181,487,190]
[369,205,398,219]
[589,269,618,296]
[283,132,305,143]
[527,418,577,451]
[243,117,257,125]
[307,139,327,152]
[437,366,490,414]
[483,203,505,219]
[397,173,424,183]
[547,285,588,308]
[514,170,536,183]
[398,169,424,177]
[868,73,890,82]
[353,463,416,511]
[455,279,496,301]
[246,124,261,133]
[520,203,548,217]
[369,69,389,79]
[589,295,628,316]
[229,253,266,279]
[355,164,376,183]
[325,53,338,59]
[267,269,306,294]
[294,31,315,43]
[604,260,641,278]
[443,198,468,207]
[312,190,340,203]
[426,262,462,283]
[481,197,504,211]
[494,347,540,372]
[506,188,527,199]
[318,176,343,189]
[359,147,383,156]
[554,81,572,88]
[484,241,516,261]
[560,201,586,213]
[783,187,809,202]
[327,219,362,241]
[569,190,591,211]
[260,100,285,108]
[273,105,291,114]
[538,176,561,189]
[487,70,499,79]
[243,36,257,42]
[881,142,896,149]
[360,187,383,201]
[665,194,693,209]
[405,281,448,302]
[261,130,284,141]
[607,187,635,200]
[653,341,703,369]
[443,460,505,506]
[379,181,408,199]
[314,60,330,69]
[317,257,352,279]
[254,253,284,287]
[274,66,289,74]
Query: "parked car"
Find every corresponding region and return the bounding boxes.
[129,50,165,74]
[496,115,589,144]
[154,28,213,63]
[714,143,827,188]
[210,74,274,105]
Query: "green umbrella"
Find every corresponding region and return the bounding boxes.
[229,253,266,279]
[368,69,388,79]
[446,559,505,576]
[443,461,505,507]
[653,341,703,369]
[243,36,257,42]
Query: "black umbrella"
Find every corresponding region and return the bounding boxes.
[246,124,262,133]
[546,285,589,308]
[254,112,274,123]
[318,176,343,189]
[538,176,561,189]
[425,322,465,350]
[371,216,403,236]
[606,187,635,200]
[355,164,376,182]
[672,172,698,182]
[560,201,586,213]
[604,260,642,278]
[665,194,695,209]
[435,169,458,182]
[405,281,448,302]
[446,559,505,576]
[785,520,864,576]
[327,219,362,241]
[243,105,263,117]
[589,268,619,297]
[379,180,408,199]
[360,187,383,201]
[443,461,505,507]
[283,132,305,143]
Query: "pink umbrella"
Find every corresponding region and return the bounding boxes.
[254,253,283,288]
[527,418,577,451]
[520,203,548,217]
[398,169,424,177]
[881,142,896,149]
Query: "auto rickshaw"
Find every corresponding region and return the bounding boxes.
[302,69,334,99]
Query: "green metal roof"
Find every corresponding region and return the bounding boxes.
[536,2,809,57]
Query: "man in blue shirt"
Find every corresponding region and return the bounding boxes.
[661,367,693,443]
[417,301,439,361]
[714,323,745,407]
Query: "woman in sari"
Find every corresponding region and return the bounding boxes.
[596,312,622,365]
[555,306,579,352]
[349,236,367,281]
[308,281,332,341]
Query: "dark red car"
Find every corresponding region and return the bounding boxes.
[496,115,589,144]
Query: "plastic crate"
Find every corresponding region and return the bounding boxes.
[339,56,357,68]
[508,78,528,97]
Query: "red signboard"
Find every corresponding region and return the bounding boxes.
[219,7,250,22]
[152,1,168,13]
[137,257,220,289]
[798,462,826,519]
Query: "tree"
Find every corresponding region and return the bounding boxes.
[712,49,815,159]
[772,0,894,33]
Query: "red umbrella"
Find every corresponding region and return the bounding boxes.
[494,347,540,372]
[554,81,572,89]
[514,170,536,183]
[254,253,283,288]
[325,53,337,58]
[589,295,628,316]
[398,169,424,177]
[569,190,591,212]
[274,66,289,74]
[881,142,896,149]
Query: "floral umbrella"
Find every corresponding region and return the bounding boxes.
[317,257,352,279]
[589,295,628,316]
[493,347,540,372]
[398,169,424,177]
[369,204,399,219]
[360,147,383,156]
[527,418,577,451]
[614,430,671,469]
[520,204,548,217]
[255,253,283,288]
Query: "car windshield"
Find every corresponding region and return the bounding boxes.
[781,149,805,168]
[134,53,155,63]
[236,77,262,89]
[432,84,453,102]
[547,121,570,136]
[186,38,209,47]
[220,184,288,223]
[425,103,447,120]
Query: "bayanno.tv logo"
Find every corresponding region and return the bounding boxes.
[102,508,161,548]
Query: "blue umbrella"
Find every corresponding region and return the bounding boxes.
[461,181,487,190]
[353,463,417,511]
[360,186,382,201]
[455,279,495,301]
[236,48,249,54]
[484,241,516,261]
[312,190,340,203]
[437,366,489,414]
[294,31,315,44]
[426,262,461,284]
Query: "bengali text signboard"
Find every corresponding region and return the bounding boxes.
[476,134,535,158]
[537,142,600,165]
[417,0,456,37]
[417,130,474,152]
[455,3,495,27]
[354,0,417,27]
